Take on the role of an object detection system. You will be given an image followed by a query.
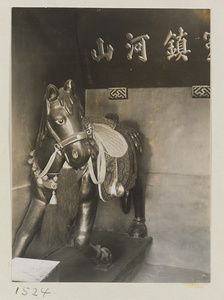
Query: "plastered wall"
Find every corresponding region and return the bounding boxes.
[86,88,210,273]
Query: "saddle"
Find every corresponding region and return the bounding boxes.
[83,117,137,202]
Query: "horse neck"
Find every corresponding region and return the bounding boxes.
[34,129,65,174]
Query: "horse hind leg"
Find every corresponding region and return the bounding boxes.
[120,190,132,214]
[128,177,148,238]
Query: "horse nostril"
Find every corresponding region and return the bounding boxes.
[72,150,79,159]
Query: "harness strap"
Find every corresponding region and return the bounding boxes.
[37,147,62,179]
[36,120,90,180]
[88,132,106,185]
[47,120,61,145]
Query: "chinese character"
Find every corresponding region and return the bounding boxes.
[203,32,211,61]
[164,27,191,61]
[125,33,150,62]
[91,38,114,62]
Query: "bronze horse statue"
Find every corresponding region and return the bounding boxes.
[12,79,147,265]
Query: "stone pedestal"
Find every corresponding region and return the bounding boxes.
[43,231,152,282]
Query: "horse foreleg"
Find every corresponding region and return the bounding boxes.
[72,170,112,264]
[12,197,46,258]
[128,175,148,238]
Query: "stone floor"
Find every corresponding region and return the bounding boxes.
[130,263,210,283]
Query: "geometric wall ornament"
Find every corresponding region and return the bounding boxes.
[192,86,210,98]
[108,87,128,100]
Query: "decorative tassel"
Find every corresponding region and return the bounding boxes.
[28,158,34,165]
[49,190,58,205]
[29,150,35,157]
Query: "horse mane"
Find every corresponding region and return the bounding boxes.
[35,98,48,149]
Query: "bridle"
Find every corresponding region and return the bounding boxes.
[32,119,93,181]
[29,83,95,205]
[45,86,93,153]
[46,119,91,152]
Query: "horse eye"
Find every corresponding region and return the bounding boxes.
[56,119,65,125]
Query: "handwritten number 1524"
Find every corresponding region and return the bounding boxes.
[15,287,51,297]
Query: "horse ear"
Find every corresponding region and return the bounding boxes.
[46,84,59,102]
[63,79,76,95]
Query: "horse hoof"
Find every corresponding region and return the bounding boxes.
[128,218,148,238]
[94,245,113,265]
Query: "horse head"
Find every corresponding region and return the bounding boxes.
[45,79,92,169]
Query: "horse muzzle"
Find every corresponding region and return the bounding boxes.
[63,139,91,169]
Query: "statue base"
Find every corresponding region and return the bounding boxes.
[26,231,152,282]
